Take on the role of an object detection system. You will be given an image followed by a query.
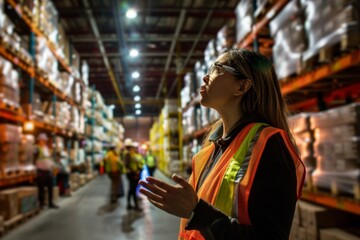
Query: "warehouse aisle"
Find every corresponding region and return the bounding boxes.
[2,172,180,240]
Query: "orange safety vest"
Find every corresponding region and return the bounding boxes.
[178,123,305,240]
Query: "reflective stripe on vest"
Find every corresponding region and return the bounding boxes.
[214,123,267,217]
[178,124,305,240]
[146,155,156,167]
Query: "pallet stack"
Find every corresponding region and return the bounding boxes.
[311,103,360,200]
[290,200,359,240]
[301,0,360,69]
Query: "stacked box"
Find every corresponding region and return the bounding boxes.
[301,0,360,63]
[57,22,69,64]
[310,103,360,196]
[290,201,354,240]
[81,61,89,86]
[288,113,316,173]
[0,215,3,233]
[235,0,253,43]
[0,189,18,220]
[0,124,21,178]
[16,187,38,214]
[19,134,36,171]
[58,72,74,97]
[193,61,206,96]
[0,57,20,107]
[36,37,59,87]
[216,20,236,54]
[269,0,306,79]
[70,173,79,191]
[204,39,217,69]
[38,0,58,43]
[320,228,360,240]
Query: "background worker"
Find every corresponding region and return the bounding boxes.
[104,145,124,203]
[34,133,59,209]
[145,150,157,177]
[124,139,143,211]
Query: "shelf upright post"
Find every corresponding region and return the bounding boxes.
[91,84,96,170]
[28,32,36,117]
[252,0,259,52]
[177,75,183,170]
[317,92,327,111]
[52,94,57,158]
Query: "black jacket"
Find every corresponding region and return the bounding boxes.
[185,116,297,239]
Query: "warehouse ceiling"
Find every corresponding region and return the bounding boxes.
[52,0,239,117]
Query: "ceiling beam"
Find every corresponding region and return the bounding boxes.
[79,52,204,57]
[70,34,214,43]
[82,0,126,113]
[106,98,164,105]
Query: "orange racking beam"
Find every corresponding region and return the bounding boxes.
[302,191,360,216]
[237,0,289,49]
[282,50,360,95]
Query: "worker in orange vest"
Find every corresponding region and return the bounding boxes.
[139,49,306,239]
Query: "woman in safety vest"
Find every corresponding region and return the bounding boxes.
[139,49,305,239]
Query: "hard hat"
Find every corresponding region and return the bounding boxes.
[37,133,48,141]
[124,138,133,147]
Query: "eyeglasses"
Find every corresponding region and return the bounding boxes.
[207,62,245,77]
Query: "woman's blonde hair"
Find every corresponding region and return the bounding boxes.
[202,49,297,151]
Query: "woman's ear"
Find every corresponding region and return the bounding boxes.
[234,79,252,96]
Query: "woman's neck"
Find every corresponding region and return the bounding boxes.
[219,110,243,138]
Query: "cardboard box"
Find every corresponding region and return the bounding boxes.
[299,201,350,236]
[16,187,38,214]
[0,189,18,220]
[320,228,360,240]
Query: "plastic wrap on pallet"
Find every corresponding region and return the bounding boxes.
[269,0,306,79]
[58,72,74,97]
[288,113,316,171]
[310,103,360,197]
[38,0,58,43]
[235,0,253,43]
[182,106,195,136]
[0,124,21,176]
[180,85,191,109]
[184,72,195,99]
[19,134,35,171]
[204,39,218,69]
[311,103,360,128]
[194,61,206,95]
[301,0,360,61]
[81,60,89,86]
[216,20,236,53]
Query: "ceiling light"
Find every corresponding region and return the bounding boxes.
[129,48,139,57]
[135,109,141,115]
[135,103,141,109]
[132,71,140,79]
[133,85,140,92]
[126,9,137,19]
[134,95,141,101]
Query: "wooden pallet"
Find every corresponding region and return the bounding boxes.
[303,31,360,73]
[22,208,40,221]
[0,102,22,115]
[0,168,22,179]
[313,179,360,201]
[4,215,23,231]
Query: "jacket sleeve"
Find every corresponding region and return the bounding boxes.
[185,133,297,239]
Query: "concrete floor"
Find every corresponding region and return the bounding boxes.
[2,171,180,240]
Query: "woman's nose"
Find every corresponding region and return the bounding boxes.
[203,74,209,83]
